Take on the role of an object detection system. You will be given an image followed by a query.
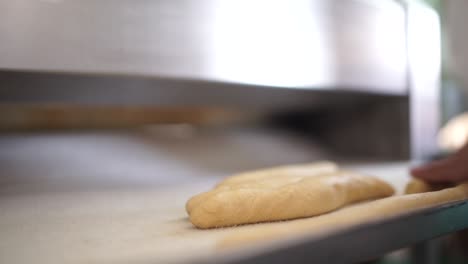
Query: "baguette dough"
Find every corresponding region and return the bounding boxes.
[186,161,338,215]
[186,162,394,229]
[220,183,468,248]
[405,178,454,194]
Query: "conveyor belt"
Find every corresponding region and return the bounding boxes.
[212,200,468,264]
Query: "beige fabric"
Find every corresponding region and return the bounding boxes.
[186,162,394,229]
[219,183,468,248]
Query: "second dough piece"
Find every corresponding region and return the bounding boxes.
[405,178,455,194]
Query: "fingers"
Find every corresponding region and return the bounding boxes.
[410,156,468,183]
[411,142,468,183]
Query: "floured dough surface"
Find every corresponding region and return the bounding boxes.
[186,162,395,228]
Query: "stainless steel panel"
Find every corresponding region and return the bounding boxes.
[0,71,400,107]
[0,0,407,93]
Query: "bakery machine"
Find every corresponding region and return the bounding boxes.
[0,0,460,263]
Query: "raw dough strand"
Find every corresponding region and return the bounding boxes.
[186,162,394,229]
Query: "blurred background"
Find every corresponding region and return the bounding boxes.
[1,0,468,263]
[0,0,420,191]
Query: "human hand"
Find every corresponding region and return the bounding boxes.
[411,143,468,183]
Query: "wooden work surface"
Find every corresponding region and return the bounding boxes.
[0,129,412,264]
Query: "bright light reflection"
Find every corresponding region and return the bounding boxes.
[210,0,332,87]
